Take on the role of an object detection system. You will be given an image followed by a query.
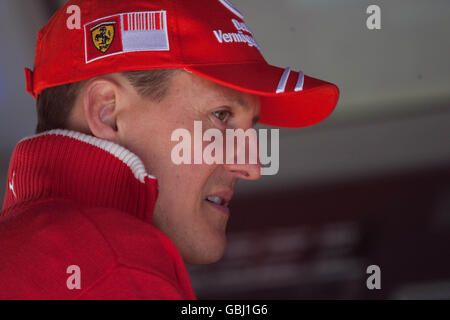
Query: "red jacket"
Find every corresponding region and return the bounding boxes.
[0,130,196,300]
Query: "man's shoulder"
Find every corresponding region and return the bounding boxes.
[0,198,183,299]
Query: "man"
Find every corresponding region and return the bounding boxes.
[0,0,339,299]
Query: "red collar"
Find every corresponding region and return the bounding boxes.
[2,130,158,222]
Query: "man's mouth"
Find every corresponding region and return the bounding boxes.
[205,196,227,207]
[204,191,233,215]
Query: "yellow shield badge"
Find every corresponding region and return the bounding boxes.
[91,23,115,53]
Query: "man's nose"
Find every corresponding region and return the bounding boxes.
[222,134,262,181]
[223,162,262,181]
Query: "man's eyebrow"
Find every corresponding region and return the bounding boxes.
[231,95,249,111]
[230,95,260,125]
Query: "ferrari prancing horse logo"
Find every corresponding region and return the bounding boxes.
[91,22,115,53]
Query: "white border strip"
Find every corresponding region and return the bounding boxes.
[20,130,156,183]
[276,67,291,94]
[295,71,304,92]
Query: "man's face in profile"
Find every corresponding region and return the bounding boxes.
[120,70,261,264]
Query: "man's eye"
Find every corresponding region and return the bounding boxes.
[212,110,232,123]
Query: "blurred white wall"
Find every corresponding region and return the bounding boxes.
[230,0,450,194]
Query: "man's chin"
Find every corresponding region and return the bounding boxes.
[183,235,227,265]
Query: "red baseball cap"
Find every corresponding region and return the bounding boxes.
[25,0,339,128]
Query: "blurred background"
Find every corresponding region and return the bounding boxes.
[1,0,449,299]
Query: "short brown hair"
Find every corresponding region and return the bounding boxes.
[35,69,177,134]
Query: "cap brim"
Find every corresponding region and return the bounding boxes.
[186,62,339,128]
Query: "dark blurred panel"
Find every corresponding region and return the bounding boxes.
[189,166,450,299]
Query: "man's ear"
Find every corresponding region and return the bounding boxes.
[83,78,121,142]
